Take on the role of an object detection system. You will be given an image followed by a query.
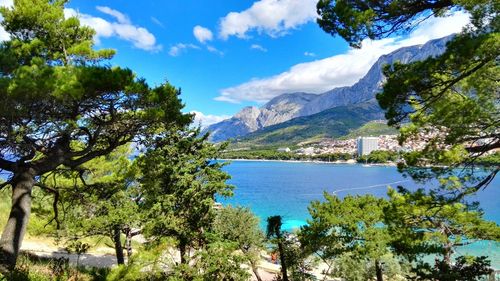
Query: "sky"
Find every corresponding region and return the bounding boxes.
[0,0,470,127]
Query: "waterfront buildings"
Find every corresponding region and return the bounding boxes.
[357,137,379,156]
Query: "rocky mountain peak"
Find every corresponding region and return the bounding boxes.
[205,35,452,142]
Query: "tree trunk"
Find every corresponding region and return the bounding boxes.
[0,169,35,272]
[443,241,453,266]
[124,228,133,261]
[375,259,384,281]
[277,240,289,281]
[112,225,125,265]
[179,241,187,264]
[251,260,263,281]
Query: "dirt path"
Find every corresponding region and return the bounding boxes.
[21,239,280,280]
[21,240,119,268]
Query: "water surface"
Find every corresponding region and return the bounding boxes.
[219,160,500,268]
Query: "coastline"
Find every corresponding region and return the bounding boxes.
[218,158,398,167]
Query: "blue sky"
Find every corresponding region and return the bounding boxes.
[0,0,470,127]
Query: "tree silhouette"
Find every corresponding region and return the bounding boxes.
[267,215,289,281]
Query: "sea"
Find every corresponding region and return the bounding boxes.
[219,160,500,268]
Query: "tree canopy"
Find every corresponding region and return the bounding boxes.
[0,0,189,270]
[316,0,499,195]
[301,194,392,281]
[300,190,500,280]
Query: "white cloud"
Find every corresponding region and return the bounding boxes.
[0,0,12,7]
[304,51,315,57]
[215,11,470,104]
[96,6,130,24]
[250,44,267,52]
[219,0,317,39]
[193,25,213,44]
[151,17,164,28]
[169,43,200,57]
[191,111,230,128]
[0,0,12,41]
[64,7,161,52]
[0,27,8,41]
[207,45,224,56]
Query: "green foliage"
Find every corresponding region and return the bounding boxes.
[385,187,500,263]
[0,189,11,231]
[317,0,499,199]
[1,186,58,237]
[190,240,250,281]
[105,245,169,281]
[222,149,354,162]
[212,206,264,263]
[0,0,190,176]
[300,194,391,279]
[316,0,495,47]
[222,149,297,160]
[340,121,398,140]
[0,0,189,269]
[234,101,383,146]
[139,129,233,253]
[0,253,109,281]
[357,150,399,163]
[476,152,500,166]
[300,189,499,280]
[412,256,493,281]
[31,145,142,264]
[280,236,317,281]
[316,5,499,280]
[332,252,408,281]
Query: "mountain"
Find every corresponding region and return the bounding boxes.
[205,92,316,142]
[206,35,452,142]
[299,36,452,116]
[234,100,384,146]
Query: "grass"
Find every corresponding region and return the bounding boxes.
[0,188,11,231]
[1,187,141,256]
[339,121,398,140]
[0,253,111,281]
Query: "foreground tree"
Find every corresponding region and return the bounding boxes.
[317,2,499,277]
[213,206,265,281]
[385,187,500,279]
[138,128,235,277]
[316,0,499,194]
[54,146,142,265]
[300,194,392,281]
[266,216,290,281]
[0,0,188,271]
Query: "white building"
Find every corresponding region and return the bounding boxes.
[296,147,315,155]
[277,147,291,153]
[357,137,379,156]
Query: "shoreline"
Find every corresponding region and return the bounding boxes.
[218,158,398,167]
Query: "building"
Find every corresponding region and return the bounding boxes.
[357,137,379,156]
[277,147,291,153]
[295,147,315,155]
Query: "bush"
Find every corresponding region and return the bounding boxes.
[357,150,399,163]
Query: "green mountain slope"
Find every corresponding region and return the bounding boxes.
[231,100,384,146]
[339,121,398,140]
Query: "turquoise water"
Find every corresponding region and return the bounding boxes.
[219,160,500,268]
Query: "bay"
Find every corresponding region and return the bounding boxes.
[219,160,500,268]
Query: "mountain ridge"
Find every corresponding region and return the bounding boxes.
[205,35,453,142]
[233,99,384,146]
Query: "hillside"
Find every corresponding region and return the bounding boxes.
[231,100,384,147]
[339,121,398,140]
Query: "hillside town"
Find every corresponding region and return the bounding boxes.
[291,135,402,157]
